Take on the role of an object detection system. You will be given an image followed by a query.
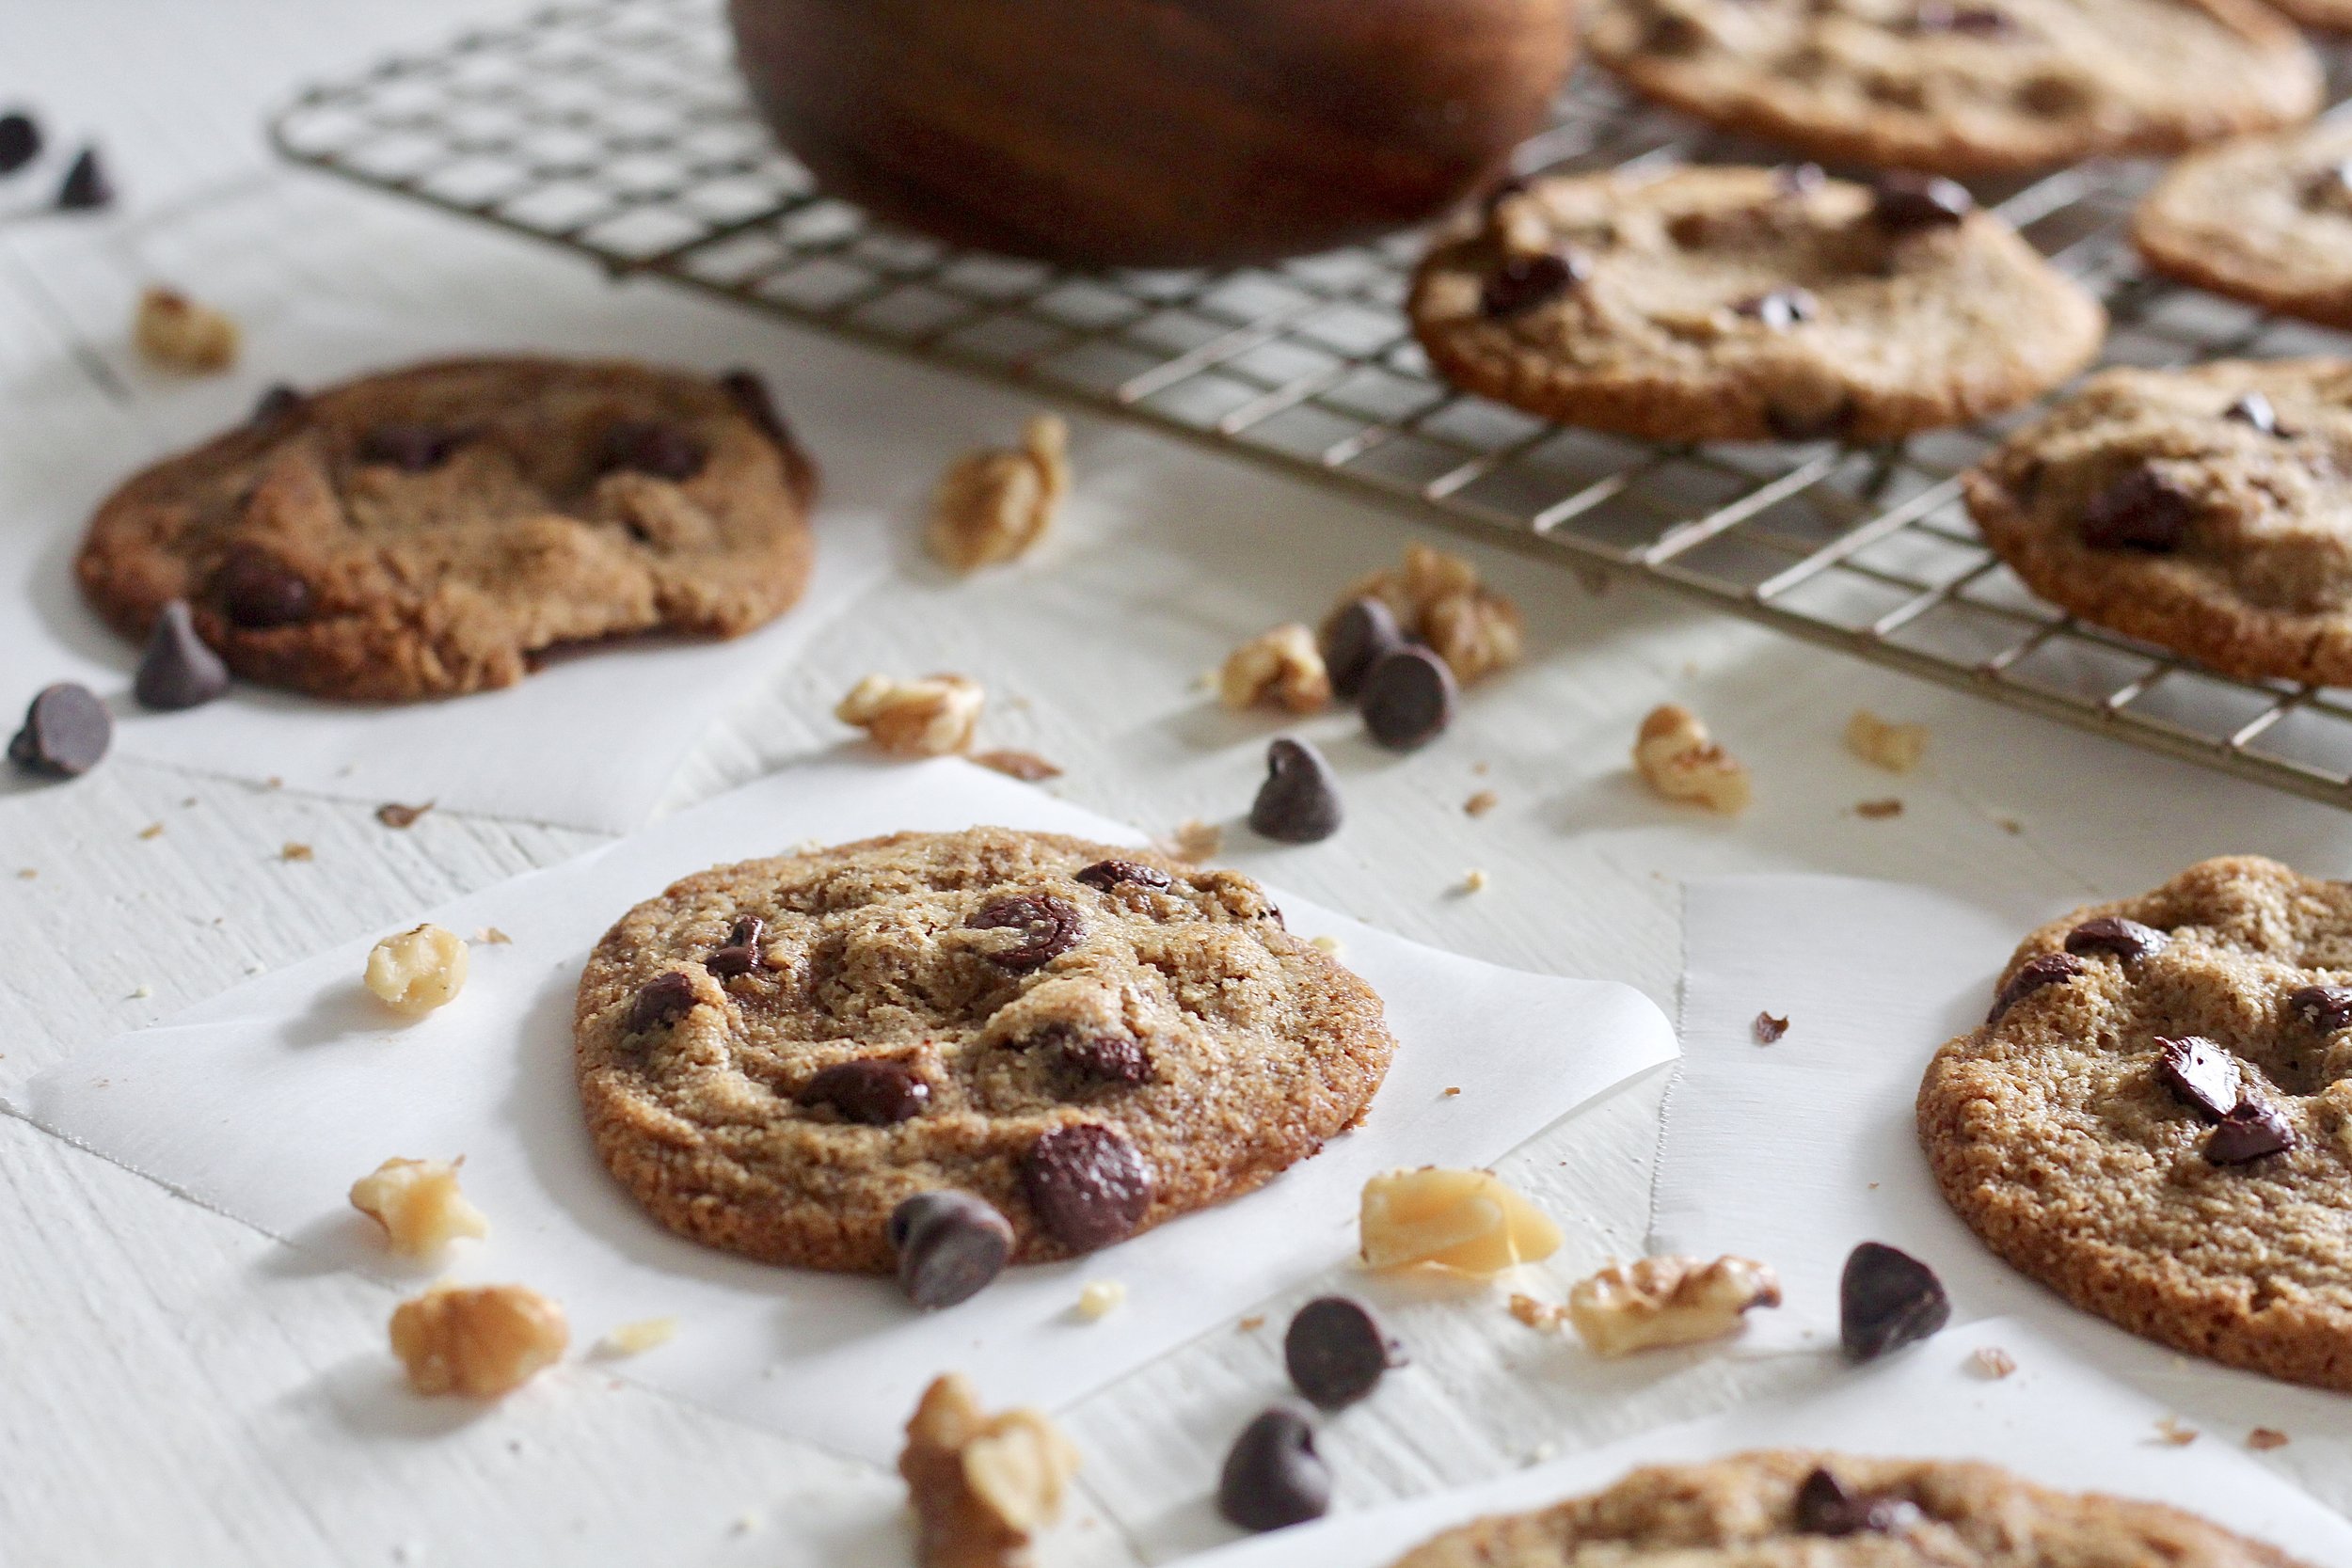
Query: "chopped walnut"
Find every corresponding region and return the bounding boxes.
[474,927,512,945]
[1508,1292,1566,1331]
[1846,710,1929,773]
[1633,704,1751,815]
[134,284,239,372]
[1565,1255,1781,1356]
[1075,1280,1125,1320]
[1218,623,1331,714]
[2155,1417,2199,1447]
[1967,1345,2018,1380]
[836,673,985,757]
[928,414,1070,573]
[349,1157,489,1258]
[1754,1012,1788,1044]
[900,1373,1081,1568]
[1334,544,1523,687]
[972,749,1062,782]
[596,1316,678,1357]
[364,924,469,1016]
[1359,1166,1563,1276]
[389,1283,567,1398]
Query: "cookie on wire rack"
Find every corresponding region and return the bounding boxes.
[2136,118,2352,335]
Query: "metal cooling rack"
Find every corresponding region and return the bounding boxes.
[268,0,2352,808]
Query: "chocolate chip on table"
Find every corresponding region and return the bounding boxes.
[1794,1467,1923,1536]
[706,914,767,977]
[2206,1101,2296,1164]
[2224,391,2290,438]
[357,423,461,472]
[1283,1296,1405,1410]
[600,419,706,481]
[1216,1403,1332,1532]
[2062,915,2167,962]
[2288,984,2352,1032]
[0,111,40,176]
[969,894,1083,972]
[1250,736,1343,844]
[133,598,230,710]
[249,383,303,428]
[718,368,790,443]
[1480,248,1590,319]
[1735,288,1818,331]
[1869,172,1973,231]
[2079,467,2194,553]
[8,684,111,778]
[1074,858,1172,893]
[888,1191,1014,1310]
[2156,1036,2241,1121]
[1322,596,1407,701]
[625,971,699,1034]
[1360,645,1457,751]
[214,546,314,628]
[1839,1241,1949,1362]
[55,145,112,211]
[1984,951,2083,1024]
[800,1058,930,1124]
[1017,1122,1152,1252]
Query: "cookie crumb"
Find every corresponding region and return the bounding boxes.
[389,1282,566,1398]
[1509,1292,1565,1331]
[1855,799,1904,819]
[1442,1085,1462,1098]
[900,1373,1080,1568]
[280,842,314,862]
[1310,933,1343,956]
[473,927,512,945]
[2248,1427,2289,1450]
[2154,1416,2199,1447]
[1075,1280,1126,1320]
[1754,1011,1788,1044]
[836,673,985,757]
[596,1316,678,1357]
[1998,817,2024,835]
[137,821,164,840]
[1219,623,1332,714]
[1459,868,1490,894]
[376,800,434,829]
[1238,1315,1266,1332]
[15,868,34,879]
[929,413,1069,573]
[134,284,240,372]
[1967,1344,2017,1380]
[1464,789,1499,816]
[1166,818,1222,862]
[1634,705,1751,814]
[1845,710,1929,773]
[972,749,1062,783]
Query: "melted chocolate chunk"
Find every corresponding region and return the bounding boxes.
[2224,391,2291,438]
[1017,1123,1152,1252]
[1870,172,1973,231]
[625,971,699,1034]
[2288,984,2352,1032]
[2156,1036,2240,1121]
[969,894,1083,972]
[248,383,303,428]
[600,419,706,481]
[357,423,463,472]
[799,1058,930,1124]
[1048,1027,1153,1086]
[1795,1467,1925,1536]
[2063,915,2167,962]
[2079,468,2194,553]
[1735,288,1818,331]
[1480,249,1589,319]
[706,914,767,978]
[2205,1101,2296,1164]
[1986,951,2084,1023]
[215,546,314,628]
[1074,859,1172,894]
[1905,0,2014,31]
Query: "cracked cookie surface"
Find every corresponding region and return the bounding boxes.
[2136,120,2352,335]
[1919,856,2352,1392]
[575,828,1396,1270]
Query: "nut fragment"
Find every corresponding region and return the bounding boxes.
[900,1373,1080,1568]
[2249,1427,2290,1450]
[389,1283,567,1398]
[1075,1280,1126,1320]
[349,1156,489,1258]
[596,1316,678,1357]
[1633,704,1751,814]
[1332,544,1522,687]
[1565,1255,1782,1356]
[1508,1292,1566,1331]
[134,284,239,372]
[363,924,469,1016]
[1846,709,1928,773]
[1968,1344,2018,1380]
[1359,1166,1563,1275]
[1219,623,1331,715]
[2155,1416,2199,1447]
[836,673,984,757]
[928,414,1070,572]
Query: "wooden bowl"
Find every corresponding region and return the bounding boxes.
[726,0,1579,270]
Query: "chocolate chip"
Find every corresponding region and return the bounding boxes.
[1870,172,1973,230]
[889,1191,1014,1309]
[357,423,462,472]
[601,420,706,481]
[1216,1403,1331,1532]
[1480,249,1589,319]
[719,368,791,444]
[2206,1101,2296,1164]
[625,971,699,1034]
[2288,984,2352,1032]
[56,146,112,211]
[1906,0,2014,31]
[1283,1296,1404,1410]
[1794,1467,1924,1536]
[1360,645,1457,751]
[1047,1027,1153,1085]
[134,599,230,710]
[8,684,110,778]
[2079,468,2193,553]
[1322,596,1407,700]
[1774,162,1827,197]
[1735,288,1818,331]
[1074,859,1172,893]
[249,383,303,428]
[0,112,41,176]
[1839,1242,1949,1362]
[1018,1122,1152,1252]
[1250,736,1343,844]
[1985,951,2083,1023]
[2225,391,2290,438]
[2063,915,2167,962]
[215,546,314,628]
[969,894,1083,972]
[707,915,767,977]
[2156,1036,2240,1121]
[800,1058,930,1124]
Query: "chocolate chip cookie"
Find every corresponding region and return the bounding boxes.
[1391,1449,2305,1566]
[75,357,818,701]
[2136,120,2352,335]
[1584,0,2320,177]
[1919,857,2352,1393]
[1409,166,2104,442]
[575,828,1396,1271]
[1965,358,2352,685]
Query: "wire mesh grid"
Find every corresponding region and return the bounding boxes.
[268,0,2352,807]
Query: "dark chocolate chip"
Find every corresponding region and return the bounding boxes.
[1283,1296,1404,1410]
[1480,249,1589,319]
[888,1192,1014,1310]
[707,914,767,977]
[1774,162,1827,197]
[134,599,230,710]
[1870,172,1973,230]
[1321,596,1407,700]
[215,546,314,629]
[969,894,1083,972]
[2288,984,2352,1032]
[1906,0,2014,31]
[1360,645,1457,751]
[1839,1241,1949,1362]
[1794,1467,1925,1536]
[625,971,699,1034]
[1074,859,1173,893]
[1017,1122,1152,1253]
[357,423,462,472]
[2206,1101,2296,1164]
[1985,951,2084,1023]
[2225,391,2290,438]
[0,112,41,176]
[1735,288,1818,331]
[719,368,790,444]
[2062,915,2167,962]
[56,146,112,211]
[2079,468,2193,553]
[800,1058,930,1125]
[1047,1027,1153,1085]
[8,683,111,778]
[1250,736,1343,844]
[1764,400,1855,442]
[1216,1403,1332,1532]
[2156,1036,2240,1122]
[600,420,706,481]
[249,383,303,428]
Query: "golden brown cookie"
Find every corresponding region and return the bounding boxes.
[574,828,1396,1271]
[74,356,818,702]
[2136,121,2352,334]
[1920,856,2352,1393]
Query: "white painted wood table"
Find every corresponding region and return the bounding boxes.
[6,5,2351,1564]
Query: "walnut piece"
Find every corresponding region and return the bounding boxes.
[836,673,984,757]
[1218,623,1331,715]
[1967,1344,2018,1380]
[1846,709,1929,773]
[134,284,239,372]
[389,1283,567,1397]
[1633,704,1751,815]
[900,1373,1080,1568]
[596,1316,678,1357]
[1508,1292,1566,1331]
[363,924,469,1016]
[929,415,1070,573]
[1335,544,1523,687]
[1359,1166,1563,1275]
[972,749,1061,783]
[349,1156,488,1258]
[1075,1280,1125,1320]
[1565,1255,1782,1356]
